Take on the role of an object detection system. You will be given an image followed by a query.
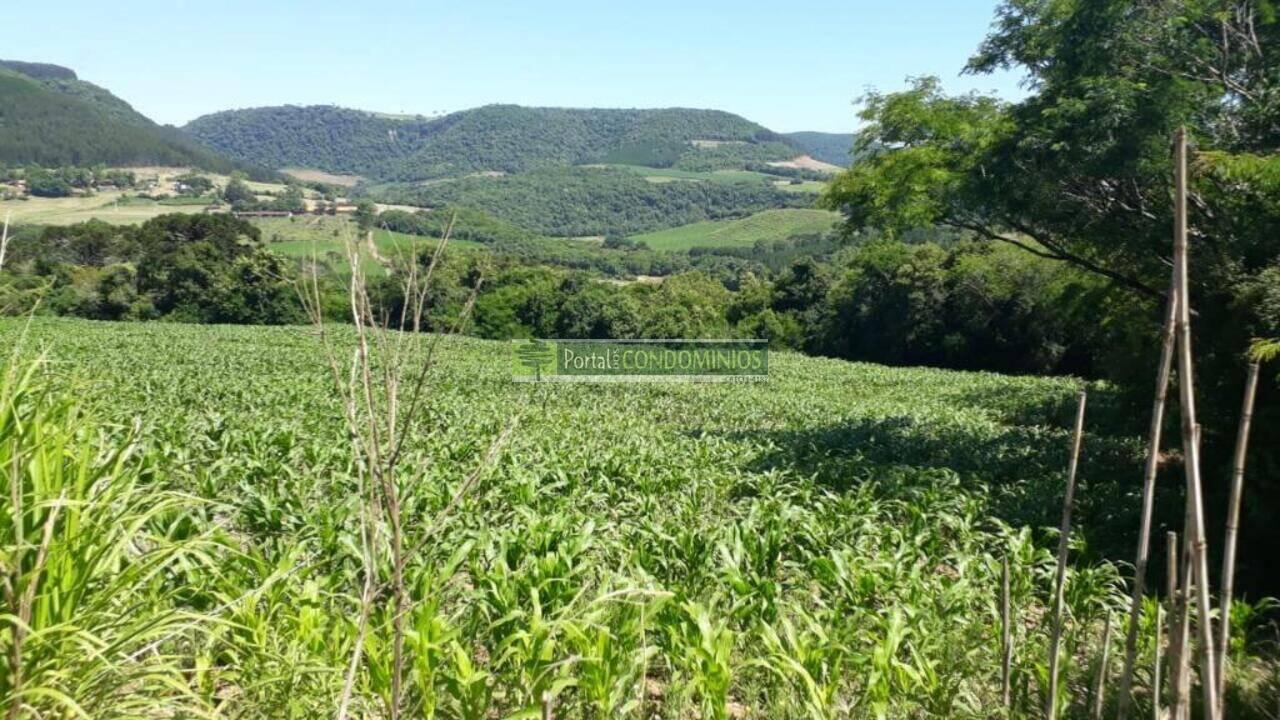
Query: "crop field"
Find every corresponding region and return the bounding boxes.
[5,316,1237,719]
[774,179,827,194]
[0,191,205,225]
[0,168,302,226]
[254,215,485,274]
[282,167,364,187]
[592,165,778,185]
[630,208,840,251]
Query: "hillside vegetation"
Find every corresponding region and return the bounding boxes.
[0,61,270,177]
[184,104,801,181]
[369,167,812,236]
[783,131,856,166]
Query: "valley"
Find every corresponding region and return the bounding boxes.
[2,1,1278,716]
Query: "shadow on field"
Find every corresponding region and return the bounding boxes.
[715,393,1182,563]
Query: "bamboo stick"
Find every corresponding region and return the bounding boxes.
[1171,504,1193,720]
[1092,616,1114,720]
[1046,390,1088,720]
[1003,556,1013,711]
[1170,126,1220,720]
[1117,278,1180,720]
[1153,604,1164,720]
[1165,531,1179,715]
[0,211,11,271]
[542,691,554,720]
[1216,361,1260,712]
[1172,427,1201,720]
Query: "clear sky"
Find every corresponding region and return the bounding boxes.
[5,0,1024,132]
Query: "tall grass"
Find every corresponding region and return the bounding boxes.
[0,353,215,717]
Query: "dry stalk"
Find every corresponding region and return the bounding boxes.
[295,215,505,720]
[1046,390,1088,720]
[1002,555,1013,711]
[1152,603,1164,720]
[0,211,10,271]
[1117,275,1179,720]
[1092,616,1113,720]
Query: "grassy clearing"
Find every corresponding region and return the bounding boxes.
[253,215,485,274]
[629,208,840,251]
[0,191,195,225]
[589,164,774,185]
[281,167,364,187]
[774,179,827,194]
[0,167,304,226]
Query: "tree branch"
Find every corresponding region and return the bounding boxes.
[948,217,1165,301]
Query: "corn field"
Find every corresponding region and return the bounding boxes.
[1,318,1275,718]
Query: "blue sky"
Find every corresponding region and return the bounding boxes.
[6,0,1025,132]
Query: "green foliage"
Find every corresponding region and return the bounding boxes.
[371,167,809,236]
[3,214,298,324]
[673,140,796,172]
[823,1,1280,587]
[1,353,215,716]
[23,166,72,198]
[176,172,215,195]
[0,67,272,179]
[185,104,801,182]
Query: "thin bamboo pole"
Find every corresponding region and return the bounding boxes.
[1046,390,1088,719]
[1153,604,1164,720]
[1092,616,1114,720]
[1117,278,1180,720]
[1216,361,1261,713]
[0,211,11,271]
[1170,126,1220,720]
[1164,531,1179,715]
[542,691,554,720]
[1172,426,1202,720]
[1171,504,1193,720]
[1003,556,1013,711]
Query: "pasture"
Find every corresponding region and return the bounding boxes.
[253,215,484,274]
[0,190,205,225]
[630,208,840,251]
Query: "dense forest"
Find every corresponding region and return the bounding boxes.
[822,0,1280,593]
[184,104,801,181]
[0,62,273,179]
[0,208,1103,381]
[368,167,810,236]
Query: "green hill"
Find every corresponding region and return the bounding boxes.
[782,131,856,166]
[0,60,272,178]
[184,104,801,181]
[368,166,812,236]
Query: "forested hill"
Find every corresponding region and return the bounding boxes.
[783,131,856,166]
[0,60,273,178]
[183,104,805,181]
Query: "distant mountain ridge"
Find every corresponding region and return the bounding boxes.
[184,104,807,182]
[0,60,272,178]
